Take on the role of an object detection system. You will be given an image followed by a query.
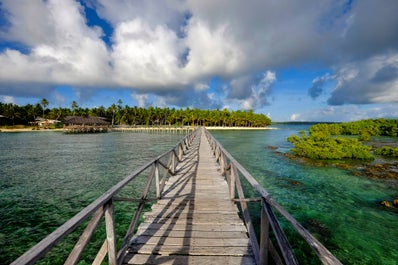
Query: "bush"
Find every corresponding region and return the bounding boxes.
[374,146,398,157]
[287,131,374,161]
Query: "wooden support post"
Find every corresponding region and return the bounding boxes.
[104,200,117,265]
[260,198,270,265]
[220,153,226,176]
[178,144,183,161]
[171,151,176,174]
[234,166,260,264]
[155,161,160,198]
[92,240,108,265]
[263,199,298,265]
[64,207,105,265]
[230,164,237,200]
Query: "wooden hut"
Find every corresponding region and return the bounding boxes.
[64,116,110,133]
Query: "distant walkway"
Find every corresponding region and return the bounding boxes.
[123,128,255,264]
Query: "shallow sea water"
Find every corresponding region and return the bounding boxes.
[211,124,397,265]
[0,131,184,264]
[0,126,397,264]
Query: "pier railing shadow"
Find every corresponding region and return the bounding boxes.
[11,128,200,265]
[203,128,342,265]
[124,129,200,265]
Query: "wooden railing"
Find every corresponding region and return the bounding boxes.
[11,129,199,265]
[204,127,343,265]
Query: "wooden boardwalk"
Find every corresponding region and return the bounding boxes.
[11,127,342,265]
[123,128,255,264]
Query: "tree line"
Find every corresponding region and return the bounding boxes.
[0,99,272,127]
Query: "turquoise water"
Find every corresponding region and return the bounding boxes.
[211,125,398,265]
[0,131,185,264]
[0,126,397,264]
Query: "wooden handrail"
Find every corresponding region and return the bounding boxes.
[203,127,342,265]
[11,128,199,265]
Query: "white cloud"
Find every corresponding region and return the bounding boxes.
[1,95,16,104]
[227,71,276,110]
[131,93,149,108]
[288,104,398,122]
[290,113,300,121]
[0,0,111,89]
[111,18,183,89]
[0,0,397,116]
[328,53,398,105]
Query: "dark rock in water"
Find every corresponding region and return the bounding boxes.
[363,163,398,180]
[303,218,331,239]
[288,179,304,186]
[266,145,278,150]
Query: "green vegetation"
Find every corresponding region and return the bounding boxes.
[287,131,374,160]
[287,119,398,160]
[374,146,398,158]
[309,119,398,137]
[0,99,271,128]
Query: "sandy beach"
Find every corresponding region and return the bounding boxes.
[205,126,277,130]
[0,126,277,133]
[0,128,64,133]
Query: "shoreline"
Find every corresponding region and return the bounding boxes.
[0,126,277,133]
[0,128,64,132]
[205,126,277,130]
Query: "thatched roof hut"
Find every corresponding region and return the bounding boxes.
[64,116,110,126]
[64,116,110,133]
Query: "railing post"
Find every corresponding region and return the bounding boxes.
[64,207,105,265]
[230,164,236,200]
[178,143,183,161]
[260,198,270,265]
[104,200,117,265]
[155,161,160,198]
[171,151,176,174]
[220,153,226,176]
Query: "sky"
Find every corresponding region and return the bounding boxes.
[0,0,397,122]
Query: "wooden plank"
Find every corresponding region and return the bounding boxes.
[137,223,248,232]
[130,236,251,247]
[143,212,241,219]
[128,244,253,256]
[135,229,248,239]
[122,128,255,264]
[124,254,256,265]
[142,217,244,225]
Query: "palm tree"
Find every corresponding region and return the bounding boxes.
[108,104,117,125]
[41,98,49,118]
[71,101,78,116]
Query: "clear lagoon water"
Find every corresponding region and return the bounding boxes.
[0,125,397,264]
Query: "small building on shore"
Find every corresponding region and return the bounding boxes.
[34,117,60,127]
[64,116,110,133]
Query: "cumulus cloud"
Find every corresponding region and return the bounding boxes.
[0,0,398,113]
[290,104,398,122]
[0,0,111,89]
[308,73,334,99]
[328,53,398,105]
[1,95,15,104]
[227,71,276,110]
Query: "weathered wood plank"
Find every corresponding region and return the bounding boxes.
[130,236,251,247]
[137,223,248,232]
[128,244,253,256]
[124,254,256,265]
[134,229,248,239]
[122,128,255,264]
